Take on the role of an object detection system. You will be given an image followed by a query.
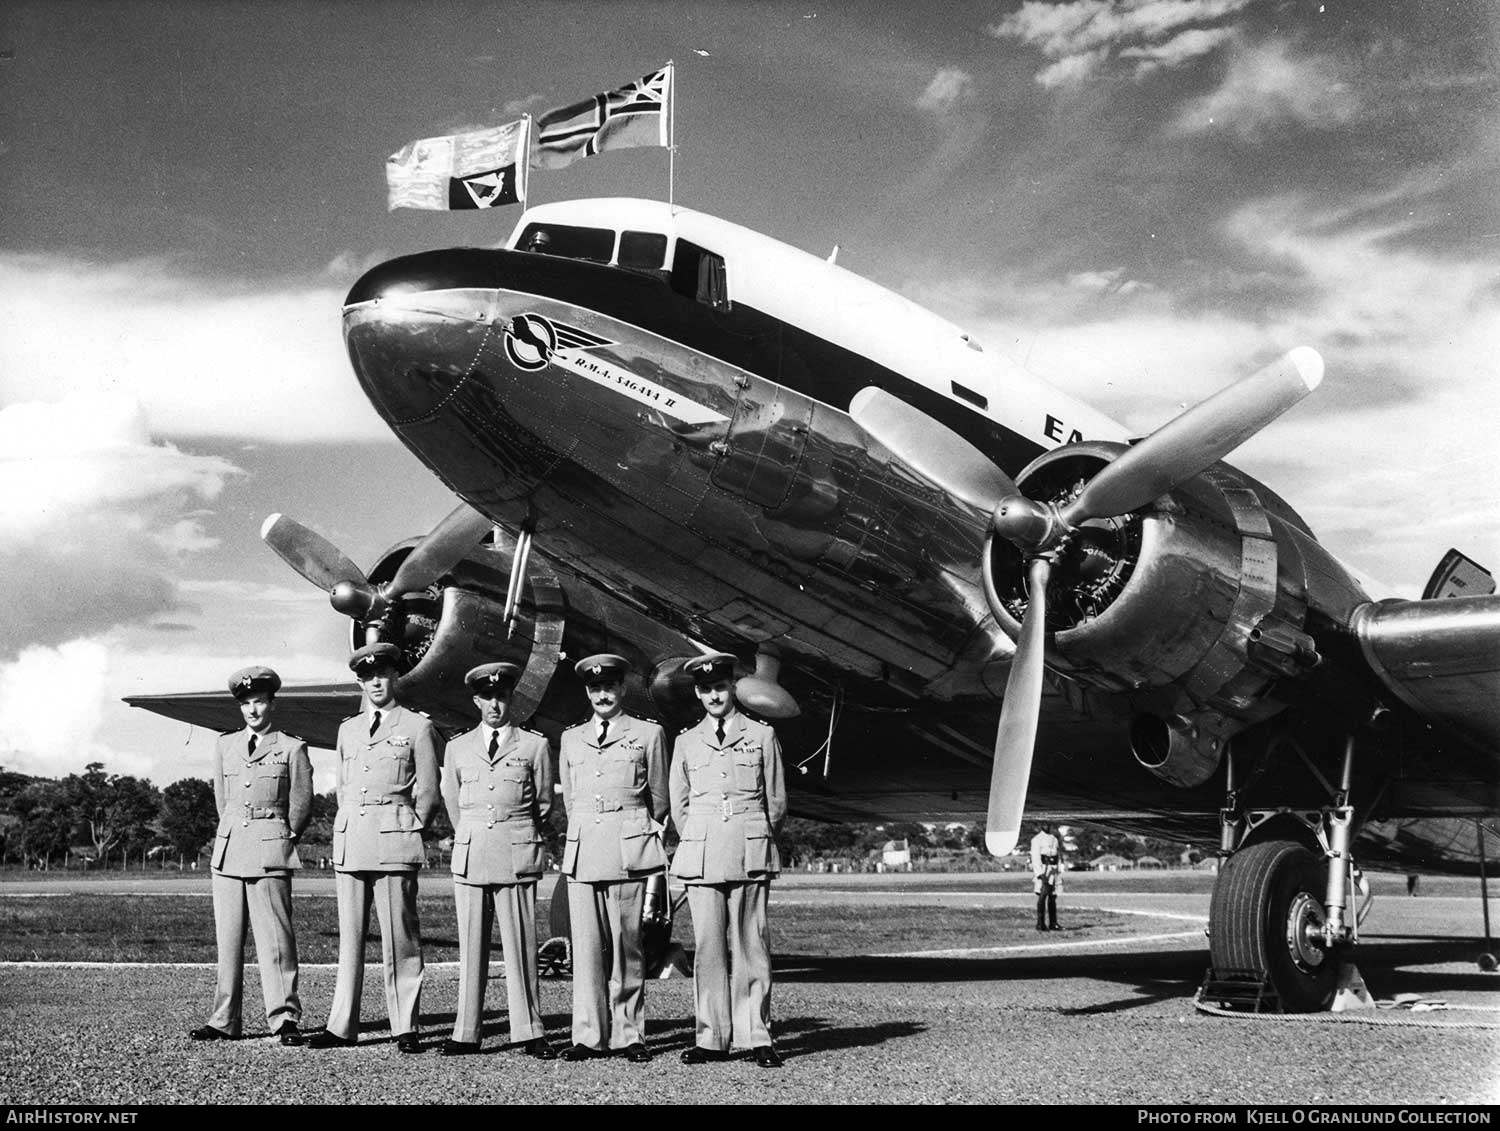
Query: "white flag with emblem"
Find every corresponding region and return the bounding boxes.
[386,117,530,211]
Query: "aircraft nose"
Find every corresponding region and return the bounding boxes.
[342,249,511,425]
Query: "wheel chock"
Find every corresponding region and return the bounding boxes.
[1329,963,1375,1012]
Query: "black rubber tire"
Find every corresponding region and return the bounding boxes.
[1209,837,1340,1012]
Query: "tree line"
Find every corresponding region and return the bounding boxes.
[0,763,1198,871]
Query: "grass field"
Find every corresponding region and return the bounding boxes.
[0,885,1163,963]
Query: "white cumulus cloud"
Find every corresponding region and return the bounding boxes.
[0,254,390,442]
[0,393,241,656]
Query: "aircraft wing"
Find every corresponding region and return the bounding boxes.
[1354,593,1500,755]
[125,683,360,750]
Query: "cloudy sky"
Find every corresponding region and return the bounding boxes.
[2,0,1496,789]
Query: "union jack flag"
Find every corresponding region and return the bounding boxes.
[531,65,672,171]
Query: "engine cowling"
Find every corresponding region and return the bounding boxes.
[357,540,566,732]
[981,442,1357,787]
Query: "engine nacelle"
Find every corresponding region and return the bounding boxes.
[357,541,566,732]
[983,442,1364,787]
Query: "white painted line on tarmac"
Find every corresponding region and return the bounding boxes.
[870,928,1206,959]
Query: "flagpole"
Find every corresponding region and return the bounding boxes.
[521,114,532,207]
[667,59,676,210]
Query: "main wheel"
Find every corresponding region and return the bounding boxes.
[1209,837,1340,1012]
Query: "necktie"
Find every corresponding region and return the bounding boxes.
[247,735,257,757]
[599,719,610,745]
[487,730,498,758]
[369,710,381,737]
[715,720,725,745]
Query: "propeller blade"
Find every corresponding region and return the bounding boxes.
[849,386,1018,512]
[260,513,369,592]
[1061,347,1323,525]
[385,502,494,597]
[985,556,1052,857]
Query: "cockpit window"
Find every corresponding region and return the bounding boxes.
[619,231,669,270]
[671,239,730,311]
[517,222,613,263]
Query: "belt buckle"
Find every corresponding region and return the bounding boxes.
[721,795,732,820]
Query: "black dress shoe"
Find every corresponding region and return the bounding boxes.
[753,1045,784,1069]
[307,1030,356,1049]
[396,1034,422,1054]
[188,1024,235,1041]
[276,1021,304,1047]
[441,1039,480,1057]
[680,1046,728,1064]
[523,1038,558,1060]
[623,1042,652,1063]
[560,1043,604,1061]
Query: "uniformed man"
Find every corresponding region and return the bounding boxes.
[669,653,787,1068]
[439,662,557,1059]
[1030,825,1063,931]
[556,654,669,1063]
[309,643,441,1053]
[190,666,312,1045]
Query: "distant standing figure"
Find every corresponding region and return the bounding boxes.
[439,662,557,1060]
[1030,827,1063,931]
[670,653,787,1069]
[191,666,312,1045]
[1407,873,1420,896]
[557,654,670,1064]
[309,643,441,1054]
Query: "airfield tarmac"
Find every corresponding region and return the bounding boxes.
[1,870,1496,1106]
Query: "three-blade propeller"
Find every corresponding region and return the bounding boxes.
[851,348,1323,856]
[261,502,494,641]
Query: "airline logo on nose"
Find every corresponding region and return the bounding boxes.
[502,312,728,426]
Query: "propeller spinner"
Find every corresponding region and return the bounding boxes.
[851,348,1323,855]
[261,503,494,644]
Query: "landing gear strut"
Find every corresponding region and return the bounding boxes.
[1207,738,1370,1012]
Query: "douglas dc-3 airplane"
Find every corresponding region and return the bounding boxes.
[129,197,1500,1012]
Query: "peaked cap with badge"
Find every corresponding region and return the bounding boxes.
[684,652,737,686]
[349,641,403,674]
[228,665,281,700]
[466,661,522,696]
[574,653,630,684]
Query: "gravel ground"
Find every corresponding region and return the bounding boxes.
[2,946,1496,1106]
[3,871,1495,1106]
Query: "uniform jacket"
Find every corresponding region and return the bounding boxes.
[211,728,313,878]
[559,712,669,881]
[332,704,441,872]
[1031,830,1063,895]
[441,723,554,885]
[669,712,787,884]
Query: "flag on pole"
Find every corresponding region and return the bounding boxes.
[386,117,531,211]
[531,65,672,170]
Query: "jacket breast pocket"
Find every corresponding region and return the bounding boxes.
[252,768,286,807]
[458,766,481,808]
[732,751,764,793]
[603,751,644,791]
[499,761,530,803]
[383,746,413,786]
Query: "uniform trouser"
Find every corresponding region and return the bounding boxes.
[451,880,545,1045]
[685,880,773,1051]
[1036,884,1057,928]
[208,871,300,1034]
[566,876,648,1050]
[325,870,424,1039]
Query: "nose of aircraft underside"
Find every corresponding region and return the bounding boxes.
[342,248,515,427]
